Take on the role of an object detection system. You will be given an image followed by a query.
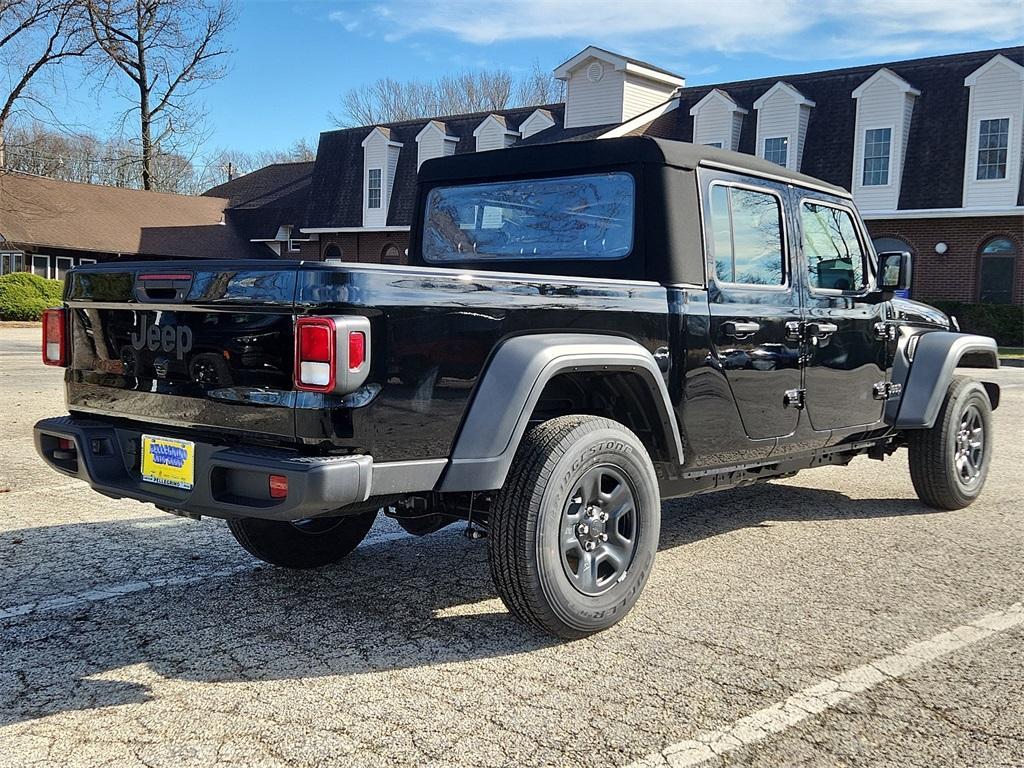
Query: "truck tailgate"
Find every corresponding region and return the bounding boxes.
[64,261,299,442]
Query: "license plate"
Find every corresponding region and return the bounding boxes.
[141,435,195,490]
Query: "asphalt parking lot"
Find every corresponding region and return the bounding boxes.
[1,324,1022,768]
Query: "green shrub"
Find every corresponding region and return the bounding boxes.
[0,272,65,321]
[928,300,1024,347]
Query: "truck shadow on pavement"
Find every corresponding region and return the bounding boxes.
[0,482,935,725]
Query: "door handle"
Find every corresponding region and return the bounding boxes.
[806,321,838,339]
[723,321,760,338]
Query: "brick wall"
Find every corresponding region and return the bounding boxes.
[865,216,1023,304]
[311,231,411,264]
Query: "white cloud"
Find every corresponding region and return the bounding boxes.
[332,0,1021,59]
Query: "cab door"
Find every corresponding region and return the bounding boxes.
[702,172,803,442]
[794,195,889,430]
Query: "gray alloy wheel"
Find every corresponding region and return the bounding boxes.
[559,465,640,597]
[908,376,993,511]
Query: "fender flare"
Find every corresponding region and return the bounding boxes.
[438,333,683,492]
[890,331,1000,429]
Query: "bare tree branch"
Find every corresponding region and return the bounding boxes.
[84,0,235,190]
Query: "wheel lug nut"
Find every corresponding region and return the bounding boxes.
[600,533,608,542]
[600,512,609,522]
[577,523,589,535]
[584,541,596,551]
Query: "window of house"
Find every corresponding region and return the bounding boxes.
[800,201,867,291]
[978,236,1017,304]
[862,127,892,186]
[977,118,1010,180]
[381,244,402,264]
[367,168,382,209]
[704,141,723,148]
[31,255,50,278]
[55,256,74,281]
[422,172,635,263]
[709,184,786,286]
[763,137,788,167]
[323,243,343,261]
[288,240,301,253]
[1,251,26,275]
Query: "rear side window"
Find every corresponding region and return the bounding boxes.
[422,172,635,263]
[800,201,866,291]
[709,184,786,285]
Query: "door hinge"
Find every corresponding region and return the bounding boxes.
[783,388,806,409]
[872,381,903,400]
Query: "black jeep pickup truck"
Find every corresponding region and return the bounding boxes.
[35,137,1000,638]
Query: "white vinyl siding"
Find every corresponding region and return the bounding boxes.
[474,116,518,152]
[361,128,403,227]
[564,64,626,128]
[519,109,556,139]
[415,122,457,170]
[690,91,746,151]
[851,70,918,212]
[622,77,677,122]
[963,55,1024,208]
[754,83,813,172]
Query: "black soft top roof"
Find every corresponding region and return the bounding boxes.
[418,135,849,197]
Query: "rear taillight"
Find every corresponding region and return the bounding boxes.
[42,308,66,366]
[294,316,371,394]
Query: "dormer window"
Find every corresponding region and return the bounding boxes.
[862,128,892,186]
[763,137,788,167]
[689,89,747,152]
[753,82,814,171]
[367,168,382,209]
[705,141,722,148]
[977,118,1010,180]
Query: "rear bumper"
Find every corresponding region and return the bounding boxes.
[34,416,372,521]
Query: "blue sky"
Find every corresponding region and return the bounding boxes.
[55,0,1024,156]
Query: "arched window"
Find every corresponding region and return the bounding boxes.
[381,244,402,264]
[978,237,1016,304]
[872,236,913,256]
[323,243,343,261]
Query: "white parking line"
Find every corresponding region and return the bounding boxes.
[626,601,1024,768]
[0,528,416,621]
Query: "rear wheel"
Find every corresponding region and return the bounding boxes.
[227,510,377,569]
[908,376,992,511]
[489,415,660,639]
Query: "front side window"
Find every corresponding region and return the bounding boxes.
[422,172,635,263]
[710,184,786,286]
[367,168,382,209]
[763,137,788,167]
[979,236,1017,304]
[800,202,867,291]
[977,118,1009,180]
[862,127,892,186]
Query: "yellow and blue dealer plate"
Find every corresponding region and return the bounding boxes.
[141,434,195,490]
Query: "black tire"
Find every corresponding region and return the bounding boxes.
[908,376,993,511]
[227,510,377,569]
[489,415,661,639]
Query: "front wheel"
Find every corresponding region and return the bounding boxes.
[489,415,661,639]
[227,510,377,569]
[908,376,993,511]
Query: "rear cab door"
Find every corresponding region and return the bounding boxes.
[792,191,891,433]
[699,169,804,451]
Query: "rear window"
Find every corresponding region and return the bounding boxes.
[421,172,635,263]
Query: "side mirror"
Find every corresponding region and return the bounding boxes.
[877,251,912,293]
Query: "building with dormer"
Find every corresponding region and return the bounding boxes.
[215,45,1024,306]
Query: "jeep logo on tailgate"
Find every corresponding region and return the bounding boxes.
[130,316,193,360]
